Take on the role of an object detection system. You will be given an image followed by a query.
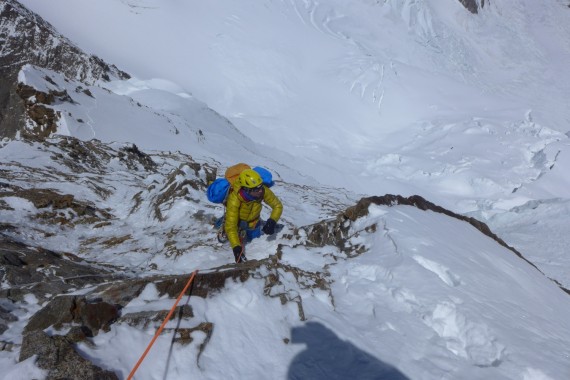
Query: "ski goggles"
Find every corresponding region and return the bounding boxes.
[245,184,264,195]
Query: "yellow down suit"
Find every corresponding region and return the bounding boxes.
[224,184,283,248]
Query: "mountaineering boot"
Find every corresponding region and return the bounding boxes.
[217,228,228,243]
[214,216,224,229]
[215,216,228,243]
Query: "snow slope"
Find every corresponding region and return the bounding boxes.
[17,0,570,207]
[14,58,570,288]
[2,138,570,380]
[2,0,570,379]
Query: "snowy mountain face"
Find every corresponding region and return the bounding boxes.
[2,137,570,380]
[7,0,570,281]
[0,0,129,138]
[9,0,570,205]
[1,0,570,379]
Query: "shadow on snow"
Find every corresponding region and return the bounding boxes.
[288,322,409,380]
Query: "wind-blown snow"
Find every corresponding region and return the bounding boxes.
[49,204,570,379]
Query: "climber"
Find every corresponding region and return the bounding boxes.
[224,168,283,263]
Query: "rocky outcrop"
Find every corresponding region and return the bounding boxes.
[0,0,129,139]
[14,82,71,138]
[0,235,121,304]
[19,330,119,380]
[11,247,329,376]
[24,295,120,335]
[299,194,529,259]
[343,194,532,264]
[0,234,125,377]
[458,0,487,14]
[0,136,219,262]
[0,184,113,227]
[0,304,17,335]
[5,133,567,375]
[7,189,569,376]
[12,260,259,376]
[300,194,570,296]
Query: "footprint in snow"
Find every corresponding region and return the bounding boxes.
[424,301,505,367]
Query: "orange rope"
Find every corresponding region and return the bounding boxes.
[237,234,245,262]
[127,270,198,380]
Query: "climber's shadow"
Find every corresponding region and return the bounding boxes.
[287,322,409,380]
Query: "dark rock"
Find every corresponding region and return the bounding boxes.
[65,325,94,343]
[0,340,15,352]
[24,295,119,335]
[119,143,156,171]
[120,305,194,328]
[457,0,485,14]
[0,304,17,335]
[77,300,120,333]
[0,235,120,303]
[0,183,112,225]
[15,83,65,138]
[0,0,129,139]
[94,266,256,307]
[23,296,75,333]
[19,330,118,380]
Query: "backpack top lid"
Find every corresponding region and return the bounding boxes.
[225,163,251,185]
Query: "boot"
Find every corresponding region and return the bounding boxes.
[217,228,228,243]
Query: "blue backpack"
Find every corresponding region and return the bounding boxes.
[206,178,231,203]
[206,166,274,204]
[252,166,274,187]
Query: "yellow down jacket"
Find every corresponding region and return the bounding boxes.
[224,184,283,248]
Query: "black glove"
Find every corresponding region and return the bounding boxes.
[262,219,276,235]
[233,245,246,263]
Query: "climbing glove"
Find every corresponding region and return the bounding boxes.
[233,245,246,263]
[262,218,277,235]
